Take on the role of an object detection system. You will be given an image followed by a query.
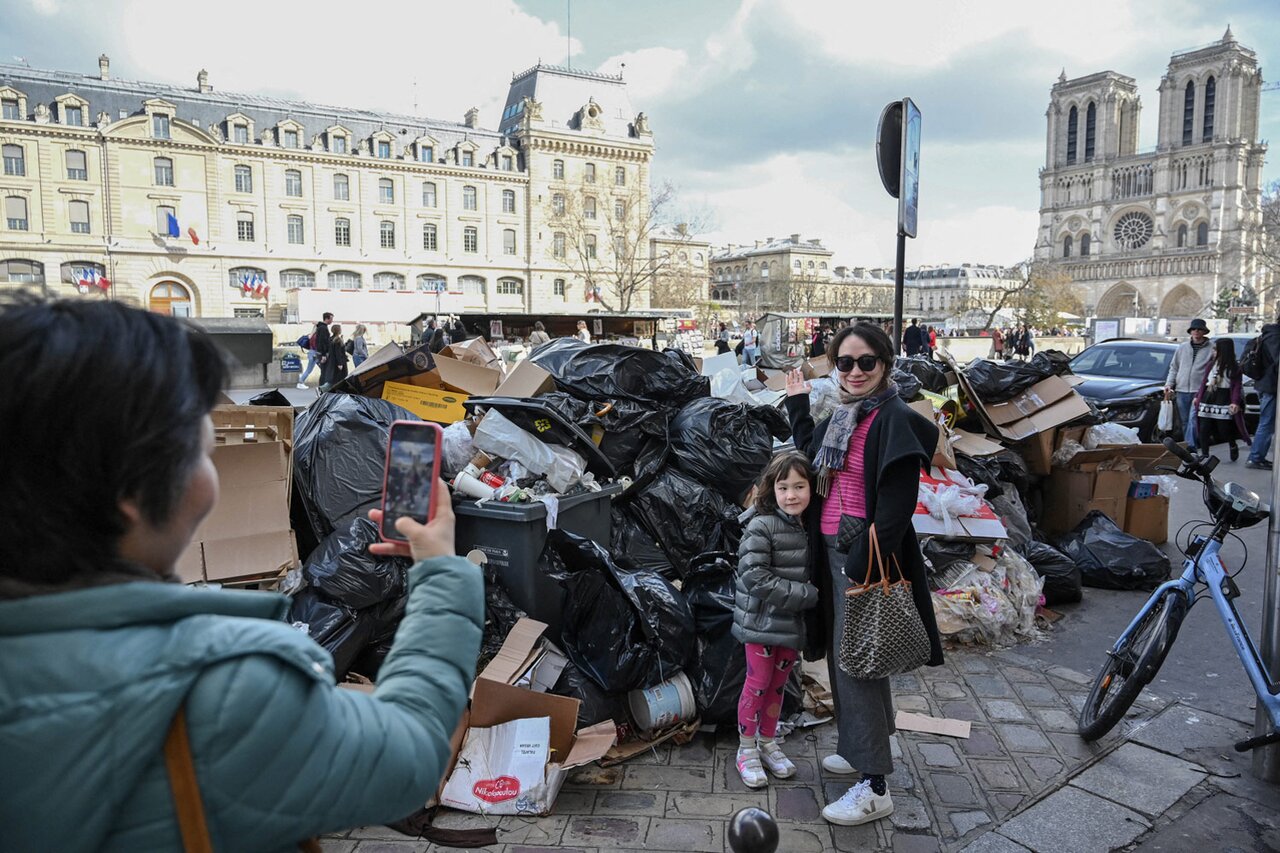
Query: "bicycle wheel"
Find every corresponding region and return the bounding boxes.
[1078,587,1188,741]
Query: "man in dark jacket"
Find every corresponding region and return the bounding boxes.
[296,312,332,388]
[902,319,923,356]
[1247,317,1280,469]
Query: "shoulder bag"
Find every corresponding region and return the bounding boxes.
[838,525,931,680]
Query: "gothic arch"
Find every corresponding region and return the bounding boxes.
[1096,282,1142,317]
[1159,284,1204,319]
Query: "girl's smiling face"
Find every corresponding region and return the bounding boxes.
[773,467,811,516]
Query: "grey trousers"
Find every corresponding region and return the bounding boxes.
[826,536,896,775]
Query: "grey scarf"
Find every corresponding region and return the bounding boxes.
[813,381,898,497]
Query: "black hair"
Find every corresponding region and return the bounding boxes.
[0,298,228,586]
[322,312,333,322]
[753,451,815,514]
[829,322,895,373]
[1215,337,1239,374]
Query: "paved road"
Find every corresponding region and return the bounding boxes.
[1023,452,1276,725]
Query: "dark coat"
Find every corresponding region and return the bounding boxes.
[785,393,945,668]
[732,507,818,648]
[312,321,331,355]
[903,325,923,355]
[1192,356,1251,444]
[1256,323,1280,396]
[322,337,349,386]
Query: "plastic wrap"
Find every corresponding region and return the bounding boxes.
[917,482,987,537]
[539,529,695,693]
[668,397,791,504]
[1055,511,1172,591]
[710,367,759,407]
[1084,423,1140,448]
[625,467,743,577]
[529,337,710,409]
[1015,541,1082,605]
[990,490,1032,548]
[303,515,409,610]
[441,421,475,480]
[808,376,841,422]
[1051,440,1086,467]
[473,409,588,492]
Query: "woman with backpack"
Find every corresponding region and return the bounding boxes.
[349,324,369,368]
[1193,337,1251,461]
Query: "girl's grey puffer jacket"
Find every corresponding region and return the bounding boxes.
[732,506,818,649]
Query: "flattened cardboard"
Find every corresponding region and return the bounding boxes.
[895,710,971,739]
[762,370,789,392]
[433,355,504,396]
[481,619,550,685]
[804,355,832,379]
[693,352,738,376]
[381,381,469,424]
[495,360,555,399]
[952,431,1005,458]
[1125,494,1169,544]
[980,376,1092,442]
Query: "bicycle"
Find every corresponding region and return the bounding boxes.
[1077,437,1280,753]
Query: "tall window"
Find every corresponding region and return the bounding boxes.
[501,155,513,171]
[152,114,170,139]
[613,236,626,258]
[553,278,566,297]
[1080,233,1091,256]
[1062,235,1072,258]
[377,140,391,159]
[422,181,437,207]
[463,226,478,253]
[234,164,252,192]
[285,169,303,197]
[553,232,565,258]
[584,163,596,183]
[461,150,474,167]
[615,166,626,186]
[2,144,23,176]
[502,189,515,213]
[552,159,564,179]
[422,223,438,250]
[497,277,522,296]
[1196,222,1209,246]
[283,129,298,149]
[281,269,315,289]
[1066,105,1078,164]
[328,270,361,289]
[374,272,405,290]
[233,124,249,144]
[1202,76,1215,142]
[334,217,351,246]
[69,200,90,234]
[419,144,433,163]
[614,199,626,221]
[154,157,174,186]
[333,173,349,200]
[1084,102,1096,161]
[380,220,395,249]
[552,194,565,216]
[2,98,19,120]
[66,149,87,181]
[503,229,516,255]
[1182,80,1195,146]
[463,186,477,210]
[65,105,83,126]
[459,275,485,297]
[379,178,394,203]
[287,214,304,244]
[585,234,597,259]
[584,197,596,220]
[331,134,347,154]
[236,211,254,241]
[156,205,175,234]
[5,197,28,230]
[1177,223,1188,248]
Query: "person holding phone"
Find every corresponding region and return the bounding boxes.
[0,299,484,852]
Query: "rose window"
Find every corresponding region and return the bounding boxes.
[1113,212,1154,250]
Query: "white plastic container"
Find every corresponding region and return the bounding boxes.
[628,672,696,733]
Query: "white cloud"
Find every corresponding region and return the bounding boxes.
[595,47,689,104]
[30,0,59,14]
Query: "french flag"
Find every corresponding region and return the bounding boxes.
[238,271,268,298]
[75,267,110,293]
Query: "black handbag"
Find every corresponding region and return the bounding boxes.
[838,525,932,680]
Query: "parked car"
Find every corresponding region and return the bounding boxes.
[1069,339,1178,441]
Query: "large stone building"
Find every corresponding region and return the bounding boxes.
[1035,28,1268,323]
[0,56,653,320]
[907,263,1023,324]
[709,234,835,314]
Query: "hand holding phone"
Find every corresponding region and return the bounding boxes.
[368,490,455,562]
[378,421,444,544]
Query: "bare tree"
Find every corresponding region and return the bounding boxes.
[1220,179,1280,319]
[956,259,1071,330]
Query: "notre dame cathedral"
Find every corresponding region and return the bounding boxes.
[1035,27,1268,325]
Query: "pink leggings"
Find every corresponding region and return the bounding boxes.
[737,643,799,739]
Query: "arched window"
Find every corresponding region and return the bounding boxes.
[1062,235,1073,258]
[69,200,90,234]
[422,223,437,251]
[374,272,405,290]
[286,214,304,244]
[280,269,315,290]
[1,258,43,282]
[1177,224,1188,248]
[1202,76,1215,142]
[497,277,523,296]
[615,166,626,186]
[228,266,267,291]
[328,270,361,289]
[333,173,349,201]
[1182,80,1195,146]
[422,181,436,207]
[1080,233,1091,256]
[149,282,191,317]
[417,273,446,292]
[60,261,104,288]
[1196,222,1209,246]
[552,159,564,179]
[462,185,477,210]
[1085,102,1096,161]
[502,189,515,213]
[153,156,174,186]
[463,226,478,253]
[334,217,351,246]
[284,169,302,197]
[1066,105,1078,164]
[234,164,252,193]
[378,178,394,203]
[379,220,395,249]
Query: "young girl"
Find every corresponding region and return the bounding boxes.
[732,451,820,788]
[1194,337,1251,460]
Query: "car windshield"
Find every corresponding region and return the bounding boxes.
[1071,345,1172,381]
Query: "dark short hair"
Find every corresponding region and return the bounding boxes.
[829,322,895,371]
[754,451,815,514]
[322,312,333,322]
[0,298,228,585]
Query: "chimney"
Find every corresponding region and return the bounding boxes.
[464,107,480,128]
[676,222,688,236]
[754,240,761,248]
[197,69,211,93]
[790,233,801,243]
[98,54,110,80]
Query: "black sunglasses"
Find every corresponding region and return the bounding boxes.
[835,354,882,373]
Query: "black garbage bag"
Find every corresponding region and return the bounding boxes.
[293,393,420,545]
[288,588,374,680]
[993,450,1031,498]
[539,529,695,693]
[1016,541,1083,605]
[663,347,700,375]
[249,388,292,407]
[530,338,709,409]
[669,398,791,504]
[684,553,749,724]
[480,564,528,666]
[539,391,670,473]
[963,352,1072,404]
[895,356,950,393]
[891,368,922,401]
[350,593,408,680]
[1055,511,1171,591]
[922,538,978,574]
[610,506,677,579]
[955,453,1005,500]
[625,468,743,576]
[551,659,629,728]
[303,516,409,610]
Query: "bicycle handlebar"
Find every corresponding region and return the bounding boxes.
[1161,436,1219,481]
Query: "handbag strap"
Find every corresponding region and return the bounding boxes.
[857,524,906,592]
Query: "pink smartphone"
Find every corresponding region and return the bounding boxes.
[379,420,444,542]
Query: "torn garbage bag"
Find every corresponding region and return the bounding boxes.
[539,529,695,693]
[529,337,710,409]
[1015,541,1082,606]
[683,552,749,724]
[895,356,950,394]
[1055,511,1171,591]
[473,409,588,493]
[624,467,743,577]
[533,392,669,474]
[303,515,409,610]
[669,397,791,504]
[962,351,1073,403]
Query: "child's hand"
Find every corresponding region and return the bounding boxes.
[785,369,811,397]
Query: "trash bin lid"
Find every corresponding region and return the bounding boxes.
[463,395,617,480]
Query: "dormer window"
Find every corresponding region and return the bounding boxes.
[283,129,298,149]
[65,105,83,126]
[325,126,350,154]
[502,155,513,171]
[419,144,433,163]
[1,98,18,120]
[333,135,347,153]
[233,124,249,143]
[377,140,391,159]
[152,114,170,139]
[461,150,474,167]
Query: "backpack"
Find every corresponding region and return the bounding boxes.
[296,333,312,351]
[344,338,355,355]
[1240,336,1268,381]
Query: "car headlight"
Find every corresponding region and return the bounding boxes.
[1103,404,1149,423]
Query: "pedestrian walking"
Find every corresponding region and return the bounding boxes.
[350,324,369,368]
[902,319,923,356]
[990,326,1004,360]
[927,325,937,358]
[528,321,551,348]
[0,299,483,852]
[296,311,332,388]
[811,326,828,358]
[1247,314,1280,469]
[716,323,732,355]
[1165,318,1215,445]
[743,320,760,366]
[575,320,592,343]
[784,323,943,827]
[321,323,348,390]
[732,451,819,789]
[1193,337,1251,461]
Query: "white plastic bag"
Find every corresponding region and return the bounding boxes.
[440,421,476,479]
[1156,399,1174,433]
[709,367,758,406]
[808,376,841,422]
[473,410,587,493]
[1084,422,1140,449]
[918,482,986,537]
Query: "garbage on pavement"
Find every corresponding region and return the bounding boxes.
[1055,511,1172,591]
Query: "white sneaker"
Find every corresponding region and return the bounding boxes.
[736,747,768,789]
[758,740,796,779]
[822,754,857,775]
[822,780,893,826]
[295,382,307,389]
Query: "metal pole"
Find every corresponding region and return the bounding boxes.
[1255,444,1280,781]
[892,231,906,355]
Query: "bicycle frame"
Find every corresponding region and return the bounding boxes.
[1110,533,1280,730]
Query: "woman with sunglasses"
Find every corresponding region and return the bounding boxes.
[784,322,944,827]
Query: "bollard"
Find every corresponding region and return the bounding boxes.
[1254,447,1280,782]
[727,807,779,853]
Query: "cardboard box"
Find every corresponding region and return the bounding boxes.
[1125,494,1169,544]
[692,351,738,376]
[1041,460,1133,534]
[1018,427,1059,476]
[909,399,956,470]
[978,375,1092,442]
[914,467,1009,541]
[382,381,470,424]
[440,337,505,373]
[804,355,832,380]
[438,619,615,816]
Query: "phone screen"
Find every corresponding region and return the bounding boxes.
[381,423,438,540]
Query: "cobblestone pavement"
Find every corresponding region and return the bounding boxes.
[323,646,1278,852]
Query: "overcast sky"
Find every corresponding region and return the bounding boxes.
[3,0,1277,268]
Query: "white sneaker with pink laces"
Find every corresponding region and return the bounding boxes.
[736,746,767,788]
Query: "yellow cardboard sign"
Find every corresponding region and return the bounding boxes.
[382,380,469,424]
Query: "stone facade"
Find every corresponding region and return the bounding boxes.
[648,224,712,309]
[908,264,1024,324]
[1035,28,1268,324]
[710,234,836,315]
[0,57,653,320]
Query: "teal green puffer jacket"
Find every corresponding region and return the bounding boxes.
[0,555,483,853]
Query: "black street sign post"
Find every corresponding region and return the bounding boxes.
[877,97,921,354]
